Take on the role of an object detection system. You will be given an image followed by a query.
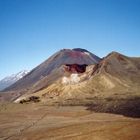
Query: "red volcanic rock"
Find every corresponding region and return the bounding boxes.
[64,64,88,73]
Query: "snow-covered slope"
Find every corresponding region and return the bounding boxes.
[0,70,29,91]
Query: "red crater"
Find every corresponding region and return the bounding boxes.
[64,64,87,73]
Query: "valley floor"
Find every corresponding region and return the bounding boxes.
[0,103,140,140]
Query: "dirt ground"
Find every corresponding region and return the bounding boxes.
[0,103,140,140]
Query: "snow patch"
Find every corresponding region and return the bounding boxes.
[14,97,26,103]
[84,52,90,56]
[62,74,80,84]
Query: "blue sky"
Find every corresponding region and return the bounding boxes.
[0,0,140,79]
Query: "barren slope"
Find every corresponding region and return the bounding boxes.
[0,104,140,140]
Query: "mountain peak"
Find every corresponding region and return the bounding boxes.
[4,48,101,91]
[72,48,89,52]
[107,51,124,57]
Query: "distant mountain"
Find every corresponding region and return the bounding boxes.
[4,48,101,91]
[0,70,29,91]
